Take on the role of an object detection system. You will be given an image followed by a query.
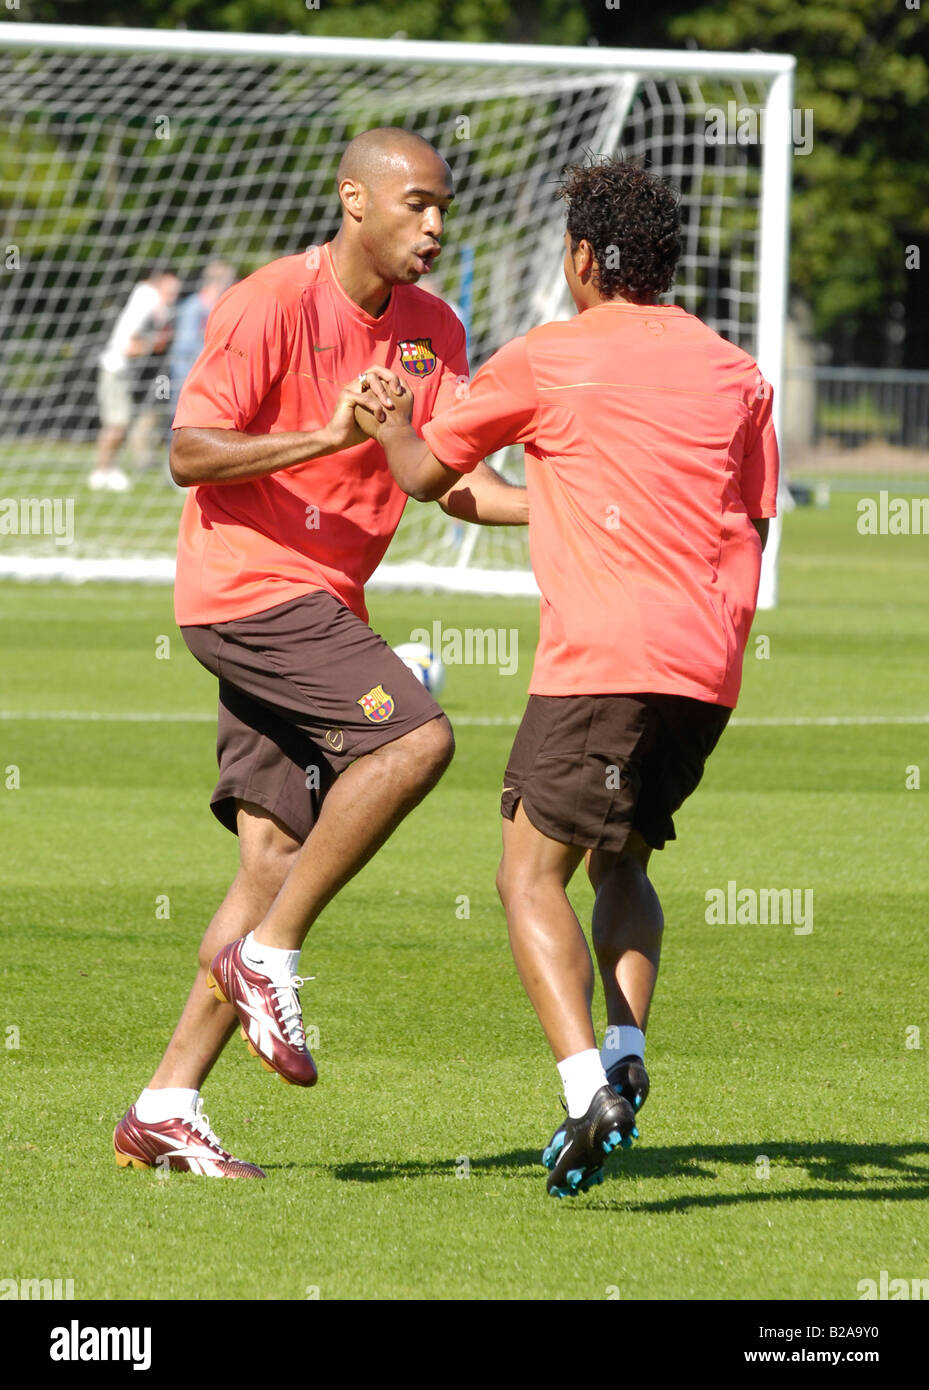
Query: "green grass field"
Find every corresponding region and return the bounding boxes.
[2,492,928,1301]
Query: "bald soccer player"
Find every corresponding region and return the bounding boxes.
[113,128,527,1179]
[350,159,779,1198]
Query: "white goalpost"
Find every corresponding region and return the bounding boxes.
[0,24,793,601]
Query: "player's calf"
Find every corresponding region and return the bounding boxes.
[196,850,302,976]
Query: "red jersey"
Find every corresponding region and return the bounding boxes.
[172,243,468,625]
[422,302,779,706]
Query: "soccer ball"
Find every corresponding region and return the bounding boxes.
[393,642,445,697]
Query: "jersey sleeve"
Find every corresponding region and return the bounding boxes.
[172,280,289,431]
[427,313,470,418]
[421,334,538,470]
[740,371,780,518]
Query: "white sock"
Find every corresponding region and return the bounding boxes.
[557,1049,609,1119]
[601,1025,645,1073]
[136,1087,199,1123]
[241,931,301,983]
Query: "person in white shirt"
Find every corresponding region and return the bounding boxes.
[91,270,180,491]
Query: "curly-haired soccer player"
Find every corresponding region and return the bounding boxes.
[352,158,779,1197]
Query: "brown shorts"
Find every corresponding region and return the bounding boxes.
[181,590,445,841]
[501,693,731,853]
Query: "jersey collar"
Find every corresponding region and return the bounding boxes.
[323,242,397,329]
[586,300,687,315]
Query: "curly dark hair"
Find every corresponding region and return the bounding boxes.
[559,158,682,303]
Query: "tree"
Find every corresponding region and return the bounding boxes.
[13,0,586,46]
[7,0,927,360]
[660,0,929,363]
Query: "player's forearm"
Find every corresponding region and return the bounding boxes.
[436,459,528,526]
[170,426,343,486]
[377,423,461,503]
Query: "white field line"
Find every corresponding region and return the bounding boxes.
[0,711,927,728]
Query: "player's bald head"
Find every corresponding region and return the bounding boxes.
[337,127,449,192]
[334,127,453,287]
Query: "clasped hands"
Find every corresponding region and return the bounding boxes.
[325,365,414,452]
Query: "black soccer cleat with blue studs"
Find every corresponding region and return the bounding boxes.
[610,1055,649,1114]
[542,1056,649,1196]
[543,1083,638,1198]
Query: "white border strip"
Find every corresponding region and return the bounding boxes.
[0,556,540,597]
[0,711,926,728]
[0,557,177,584]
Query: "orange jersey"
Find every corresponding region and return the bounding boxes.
[422,302,779,706]
[172,243,468,625]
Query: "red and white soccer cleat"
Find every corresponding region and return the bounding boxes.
[113,1099,266,1178]
[207,939,318,1087]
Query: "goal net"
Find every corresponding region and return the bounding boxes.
[0,25,793,595]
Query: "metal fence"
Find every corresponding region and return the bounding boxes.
[785,367,929,450]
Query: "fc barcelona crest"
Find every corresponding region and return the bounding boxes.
[356,684,395,723]
[399,338,437,377]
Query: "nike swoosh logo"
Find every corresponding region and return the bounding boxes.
[313,345,335,352]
